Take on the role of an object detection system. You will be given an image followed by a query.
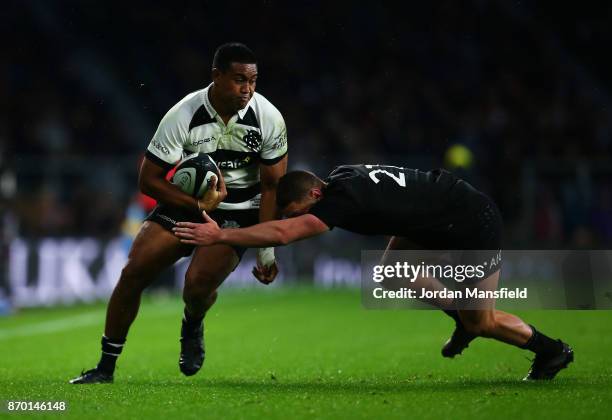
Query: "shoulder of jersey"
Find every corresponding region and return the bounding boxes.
[183,89,208,113]
[326,166,366,190]
[250,92,284,122]
[330,165,361,178]
[164,89,207,124]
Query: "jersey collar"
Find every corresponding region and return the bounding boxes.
[203,83,253,121]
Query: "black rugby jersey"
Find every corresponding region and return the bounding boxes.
[308,164,486,237]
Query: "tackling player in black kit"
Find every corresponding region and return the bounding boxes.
[173,164,574,380]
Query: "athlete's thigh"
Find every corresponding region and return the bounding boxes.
[125,221,190,277]
[187,244,240,287]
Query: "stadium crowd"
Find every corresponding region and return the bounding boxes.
[2,1,611,246]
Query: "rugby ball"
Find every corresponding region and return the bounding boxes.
[171,153,220,198]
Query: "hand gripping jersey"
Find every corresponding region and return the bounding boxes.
[145,84,288,210]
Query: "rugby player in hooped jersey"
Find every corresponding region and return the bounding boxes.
[70,43,288,384]
[174,165,574,381]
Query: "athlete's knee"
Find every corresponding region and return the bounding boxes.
[116,261,151,295]
[205,290,218,308]
[183,267,220,300]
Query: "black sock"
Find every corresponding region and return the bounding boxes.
[183,308,204,327]
[522,325,562,356]
[97,335,126,374]
[443,309,462,326]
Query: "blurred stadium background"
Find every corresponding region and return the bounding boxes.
[1,0,611,309]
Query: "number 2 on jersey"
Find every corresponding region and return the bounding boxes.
[365,165,406,187]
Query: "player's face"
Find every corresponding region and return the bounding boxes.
[282,200,314,218]
[213,63,258,112]
[281,189,323,218]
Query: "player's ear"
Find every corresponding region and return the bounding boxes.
[310,188,322,200]
[211,68,222,82]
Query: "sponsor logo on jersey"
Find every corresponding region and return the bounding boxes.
[218,155,255,169]
[152,139,170,154]
[191,136,216,146]
[271,130,287,150]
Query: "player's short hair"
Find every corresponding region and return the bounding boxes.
[212,43,257,72]
[277,171,322,209]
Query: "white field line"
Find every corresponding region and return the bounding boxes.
[0,303,180,341]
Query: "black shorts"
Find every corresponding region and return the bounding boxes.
[145,204,259,259]
[451,192,503,280]
[407,191,504,280]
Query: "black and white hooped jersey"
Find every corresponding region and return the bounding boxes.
[145,83,288,210]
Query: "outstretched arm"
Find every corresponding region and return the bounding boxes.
[173,212,329,247]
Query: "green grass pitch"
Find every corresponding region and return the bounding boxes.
[1,287,611,419]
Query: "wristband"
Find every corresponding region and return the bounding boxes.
[258,247,275,267]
